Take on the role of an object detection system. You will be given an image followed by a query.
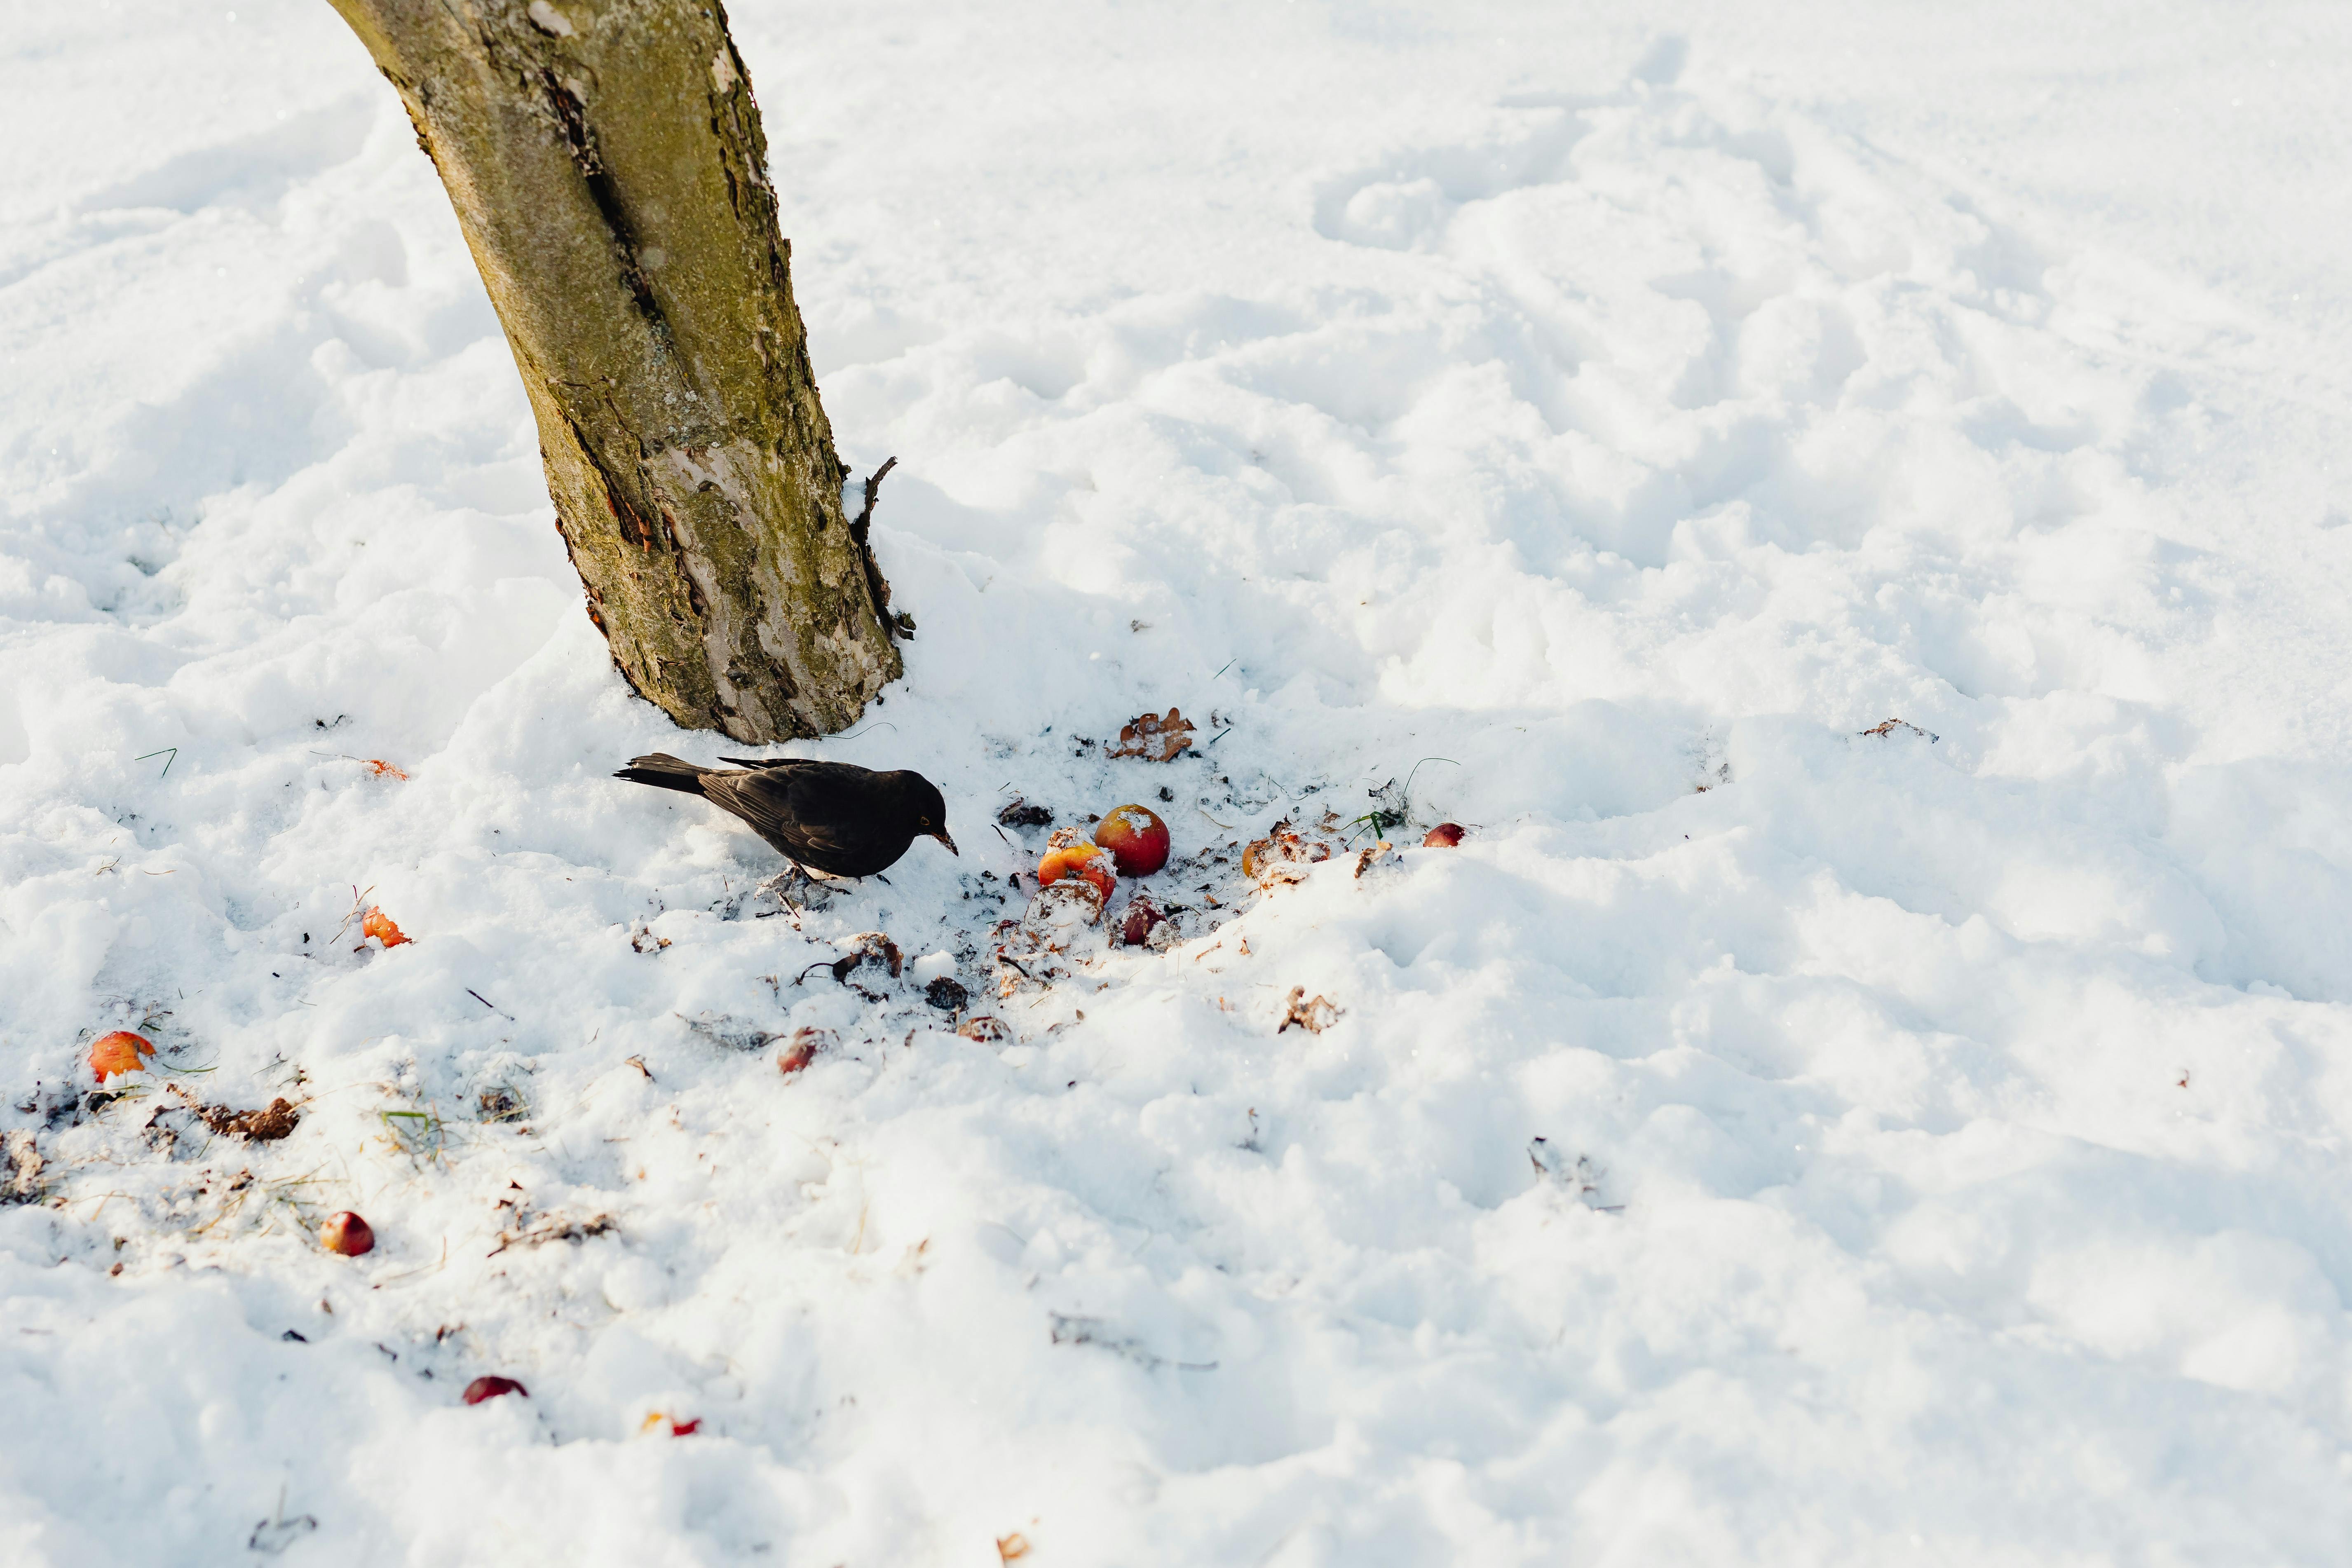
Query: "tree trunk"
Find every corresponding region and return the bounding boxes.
[326,0,901,741]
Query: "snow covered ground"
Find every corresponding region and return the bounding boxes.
[7,0,2352,1561]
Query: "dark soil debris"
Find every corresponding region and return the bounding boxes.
[997,798,1054,829]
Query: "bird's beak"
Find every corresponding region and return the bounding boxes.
[930,829,959,856]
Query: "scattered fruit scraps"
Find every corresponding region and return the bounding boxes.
[361,908,410,947]
[462,1375,527,1405]
[1037,842,1116,903]
[778,1027,833,1075]
[88,1030,155,1081]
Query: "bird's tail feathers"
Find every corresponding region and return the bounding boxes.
[614,753,711,795]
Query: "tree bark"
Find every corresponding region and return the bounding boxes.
[326,0,901,740]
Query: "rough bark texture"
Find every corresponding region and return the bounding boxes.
[326,0,900,740]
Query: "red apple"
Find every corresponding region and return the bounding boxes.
[320,1211,375,1256]
[1422,823,1465,848]
[463,1375,528,1405]
[1113,895,1166,947]
[1094,804,1170,876]
[1036,842,1116,903]
[89,1031,155,1082]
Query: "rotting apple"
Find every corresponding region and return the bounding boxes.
[1036,842,1116,903]
[361,908,411,947]
[1094,804,1170,876]
[462,1375,528,1405]
[89,1031,155,1082]
[1113,894,1166,947]
[1422,823,1465,848]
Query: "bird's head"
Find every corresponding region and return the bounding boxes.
[896,771,957,856]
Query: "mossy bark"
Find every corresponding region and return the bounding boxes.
[326,0,900,740]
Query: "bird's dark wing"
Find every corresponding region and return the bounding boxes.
[699,761,899,876]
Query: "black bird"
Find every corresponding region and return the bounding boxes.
[615,754,956,880]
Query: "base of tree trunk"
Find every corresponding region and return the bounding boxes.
[329,0,903,740]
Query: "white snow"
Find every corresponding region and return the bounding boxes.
[7,1,2352,1562]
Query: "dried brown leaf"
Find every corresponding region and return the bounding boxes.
[1106,708,1196,762]
[2,1130,41,1204]
[1278,986,1341,1034]
[1242,824,1330,886]
[171,1085,302,1142]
